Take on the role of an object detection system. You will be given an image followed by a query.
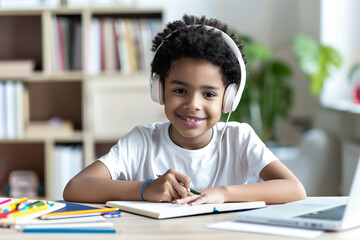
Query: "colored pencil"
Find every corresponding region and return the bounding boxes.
[20,228,117,233]
[40,208,119,220]
[0,197,27,213]
[9,204,50,218]
[0,198,11,206]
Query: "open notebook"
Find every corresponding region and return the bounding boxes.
[105,200,265,219]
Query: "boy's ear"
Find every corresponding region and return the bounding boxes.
[151,73,164,105]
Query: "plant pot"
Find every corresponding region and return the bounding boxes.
[354,84,360,104]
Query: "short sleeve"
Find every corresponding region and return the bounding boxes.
[240,124,278,181]
[97,126,146,180]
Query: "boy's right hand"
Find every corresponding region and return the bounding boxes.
[142,169,191,202]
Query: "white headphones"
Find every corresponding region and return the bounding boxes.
[150,25,246,113]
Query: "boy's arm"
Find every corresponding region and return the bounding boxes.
[173,160,307,205]
[63,161,191,203]
[63,161,144,203]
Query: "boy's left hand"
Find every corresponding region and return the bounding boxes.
[172,186,226,206]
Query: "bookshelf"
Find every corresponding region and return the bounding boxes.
[0,6,166,199]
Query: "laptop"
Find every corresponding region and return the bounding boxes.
[235,157,360,231]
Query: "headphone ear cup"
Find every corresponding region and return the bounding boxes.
[151,74,164,105]
[222,83,238,113]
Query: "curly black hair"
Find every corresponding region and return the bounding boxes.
[151,14,246,87]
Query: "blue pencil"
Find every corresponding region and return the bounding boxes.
[21,228,116,233]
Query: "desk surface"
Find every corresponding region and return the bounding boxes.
[1,202,360,240]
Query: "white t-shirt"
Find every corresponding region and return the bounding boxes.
[98,121,278,190]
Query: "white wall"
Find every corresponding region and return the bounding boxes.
[320,0,360,105]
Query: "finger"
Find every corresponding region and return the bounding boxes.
[175,173,191,190]
[168,186,181,201]
[171,178,189,198]
[165,169,191,190]
[188,195,207,206]
[163,169,191,198]
[173,194,200,205]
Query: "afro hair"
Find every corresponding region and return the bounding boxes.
[151,14,246,87]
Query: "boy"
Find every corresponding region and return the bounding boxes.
[63,15,306,205]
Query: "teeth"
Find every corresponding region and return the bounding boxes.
[185,117,200,122]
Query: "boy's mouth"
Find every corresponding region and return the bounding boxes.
[177,115,205,127]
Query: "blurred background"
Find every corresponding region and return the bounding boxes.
[0,0,359,200]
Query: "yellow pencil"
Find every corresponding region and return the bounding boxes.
[40,207,119,219]
[9,204,50,218]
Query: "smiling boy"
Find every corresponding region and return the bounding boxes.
[63,15,306,205]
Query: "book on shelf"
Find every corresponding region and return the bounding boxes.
[50,15,82,74]
[52,145,83,200]
[105,200,266,219]
[0,82,6,138]
[0,80,26,139]
[0,60,35,78]
[88,17,161,75]
[103,18,117,73]
[89,18,101,75]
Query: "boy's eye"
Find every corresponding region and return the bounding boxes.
[204,92,216,98]
[174,89,186,94]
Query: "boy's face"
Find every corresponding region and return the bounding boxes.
[163,57,225,150]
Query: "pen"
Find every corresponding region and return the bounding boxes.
[102,210,121,218]
[20,228,117,233]
[156,175,201,195]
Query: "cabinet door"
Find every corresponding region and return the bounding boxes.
[90,75,166,137]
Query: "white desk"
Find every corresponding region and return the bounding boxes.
[1,203,360,240]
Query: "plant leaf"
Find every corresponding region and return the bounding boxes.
[293,34,319,75]
[245,43,271,61]
[310,46,342,95]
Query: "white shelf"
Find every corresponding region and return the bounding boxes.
[321,99,360,114]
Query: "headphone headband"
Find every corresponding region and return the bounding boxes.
[151,25,246,113]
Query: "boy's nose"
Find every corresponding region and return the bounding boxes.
[184,94,201,111]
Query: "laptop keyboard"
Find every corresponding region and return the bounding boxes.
[296,205,346,221]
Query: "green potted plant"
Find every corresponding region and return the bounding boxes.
[222,31,293,142]
[292,34,342,96]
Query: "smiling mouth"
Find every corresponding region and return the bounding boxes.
[177,115,206,127]
[178,115,205,122]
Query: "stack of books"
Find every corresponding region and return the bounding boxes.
[0,198,120,233]
[0,60,35,78]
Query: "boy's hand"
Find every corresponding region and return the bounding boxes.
[172,187,226,206]
[142,169,191,202]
